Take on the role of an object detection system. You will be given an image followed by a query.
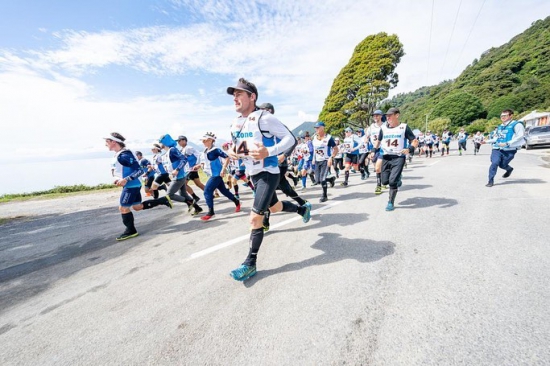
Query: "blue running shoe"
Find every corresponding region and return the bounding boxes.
[302,201,312,223]
[230,264,257,281]
[385,202,395,211]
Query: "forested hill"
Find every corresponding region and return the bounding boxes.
[389,16,550,131]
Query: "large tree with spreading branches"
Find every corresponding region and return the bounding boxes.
[318,33,404,136]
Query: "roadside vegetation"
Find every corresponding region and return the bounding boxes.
[0,184,118,203]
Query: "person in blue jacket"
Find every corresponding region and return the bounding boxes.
[196,132,241,221]
[135,151,155,197]
[483,109,525,187]
[104,132,173,241]
[159,133,203,215]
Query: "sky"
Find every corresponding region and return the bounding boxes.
[1,0,549,161]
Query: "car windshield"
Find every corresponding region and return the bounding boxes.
[529,126,550,134]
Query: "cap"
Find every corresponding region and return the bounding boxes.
[335,137,340,140]
[151,143,162,150]
[385,107,400,115]
[201,132,216,141]
[314,121,326,128]
[259,102,274,113]
[227,78,258,96]
[103,135,124,143]
[177,135,187,141]
[372,109,383,115]
[345,127,353,132]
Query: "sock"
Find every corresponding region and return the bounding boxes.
[282,201,298,213]
[121,212,137,234]
[159,184,167,191]
[243,228,264,266]
[234,185,239,195]
[192,193,200,201]
[345,170,349,183]
[294,196,306,206]
[153,190,159,199]
[365,165,370,175]
[309,173,316,183]
[377,173,381,186]
[142,199,161,209]
[389,188,398,204]
[301,176,307,187]
[248,181,255,191]
[322,185,328,197]
[263,211,270,226]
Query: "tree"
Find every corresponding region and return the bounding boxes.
[465,119,488,135]
[431,92,486,127]
[319,33,404,132]
[427,117,451,135]
[487,95,522,119]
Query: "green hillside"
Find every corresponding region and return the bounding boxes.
[389,16,550,133]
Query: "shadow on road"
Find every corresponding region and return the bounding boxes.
[281,212,368,234]
[496,178,547,185]
[396,196,458,209]
[244,232,395,287]
[397,184,432,192]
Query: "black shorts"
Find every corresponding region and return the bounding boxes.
[154,173,171,185]
[345,154,358,165]
[187,171,200,180]
[251,171,280,215]
[144,175,155,188]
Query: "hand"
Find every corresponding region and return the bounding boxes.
[401,148,410,155]
[278,154,286,164]
[172,169,179,177]
[115,178,127,187]
[192,165,201,171]
[498,143,507,147]
[249,142,269,160]
[226,146,239,160]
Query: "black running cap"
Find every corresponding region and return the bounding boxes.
[227,80,257,96]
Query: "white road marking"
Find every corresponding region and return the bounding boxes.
[185,201,343,261]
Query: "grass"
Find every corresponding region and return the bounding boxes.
[0,170,211,204]
[0,183,118,204]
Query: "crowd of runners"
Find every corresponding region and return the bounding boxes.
[104,78,524,281]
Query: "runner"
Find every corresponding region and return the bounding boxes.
[457,128,468,156]
[226,78,312,281]
[196,132,240,221]
[332,137,344,179]
[473,131,484,155]
[311,121,338,202]
[159,133,203,215]
[258,103,309,231]
[483,109,525,187]
[135,151,156,196]
[177,135,203,203]
[104,132,173,241]
[441,129,452,156]
[372,108,418,211]
[149,144,170,199]
[424,131,434,158]
[366,110,385,195]
[340,127,361,187]
[357,129,370,180]
[298,133,314,190]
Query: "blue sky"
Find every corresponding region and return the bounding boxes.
[1,0,549,160]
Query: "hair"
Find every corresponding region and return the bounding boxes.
[153,143,162,150]
[239,77,258,103]
[502,109,514,116]
[110,132,126,148]
[135,151,142,156]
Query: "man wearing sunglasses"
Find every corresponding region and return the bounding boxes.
[483,109,525,187]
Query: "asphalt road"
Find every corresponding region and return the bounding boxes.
[1,147,549,365]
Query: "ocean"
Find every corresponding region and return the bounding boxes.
[0,157,118,195]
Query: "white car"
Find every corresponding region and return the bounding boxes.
[525,125,550,150]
